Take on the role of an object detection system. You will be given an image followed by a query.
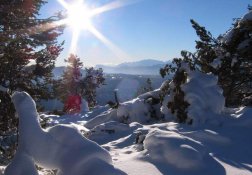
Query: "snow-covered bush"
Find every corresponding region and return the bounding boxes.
[218,10,252,106]
[161,61,225,126]
[182,70,225,126]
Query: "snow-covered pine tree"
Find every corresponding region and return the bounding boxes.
[160,56,192,123]
[218,8,252,106]
[190,8,252,106]
[0,0,64,163]
[160,9,252,124]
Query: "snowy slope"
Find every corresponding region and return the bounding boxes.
[2,69,252,174]
[37,106,252,175]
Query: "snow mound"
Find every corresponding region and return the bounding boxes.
[117,98,150,123]
[182,71,225,126]
[144,129,205,170]
[85,89,162,128]
[5,91,124,175]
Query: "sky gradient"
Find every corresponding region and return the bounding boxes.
[40,0,251,66]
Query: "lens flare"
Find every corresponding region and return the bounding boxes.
[56,0,141,58]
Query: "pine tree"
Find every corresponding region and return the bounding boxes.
[218,9,252,106]
[190,19,218,74]
[56,55,105,109]
[80,67,105,107]
[160,56,192,123]
[56,54,83,102]
[161,9,252,107]
[189,9,252,106]
[0,0,63,163]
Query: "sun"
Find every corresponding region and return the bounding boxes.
[65,2,92,31]
[56,0,139,56]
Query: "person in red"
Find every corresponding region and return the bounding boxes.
[64,94,82,114]
[64,56,83,114]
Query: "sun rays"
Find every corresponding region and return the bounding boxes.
[1,0,141,62]
[56,0,140,59]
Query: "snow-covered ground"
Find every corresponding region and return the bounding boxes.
[32,105,252,175]
[2,69,252,174]
[3,93,252,174]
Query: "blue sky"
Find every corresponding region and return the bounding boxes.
[40,0,251,66]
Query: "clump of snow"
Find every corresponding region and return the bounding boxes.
[182,71,225,126]
[85,108,118,129]
[210,57,222,69]
[81,98,89,112]
[5,91,124,175]
[117,98,150,123]
[222,28,235,43]
[0,85,8,93]
[222,10,252,44]
[240,10,252,22]
[85,89,163,129]
[144,129,205,170]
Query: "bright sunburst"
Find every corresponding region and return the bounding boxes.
[65,1,92,31]
[57,0,140,56]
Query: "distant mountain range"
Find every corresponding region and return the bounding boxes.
[52,66,86,79]
[53,59,171,77]
[95,59,171,75]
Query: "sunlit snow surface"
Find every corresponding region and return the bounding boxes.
[3,71,252,175]
[36,106,252,175]
[4,87,252,175]
[4,92,124,175]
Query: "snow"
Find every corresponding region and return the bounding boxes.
[2,88,252,175]
[80,98,89,112]
[0,85,8,93]
[86,107,252,175]
[210,57,222,69]
[85,89,163,128]
[240,10,252,22]
[5,91,123,175]
[222,29,234,43]
[160,66,225,126]
[182,70,225,126]
[117,98,150,123]
[144,129,205,170]
[222,10,252,44]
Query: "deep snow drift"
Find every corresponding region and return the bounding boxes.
[5,91,124,175]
